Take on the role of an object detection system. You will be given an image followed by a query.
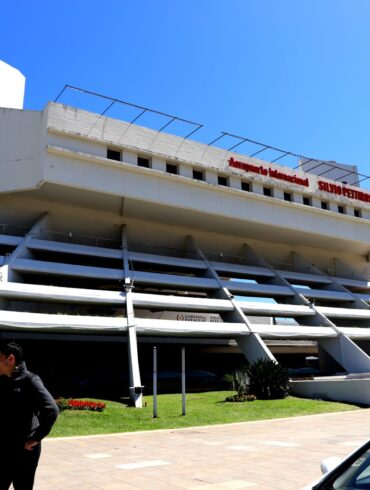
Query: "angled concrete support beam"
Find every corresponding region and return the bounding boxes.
[243,244,314,306]
[330,257,365,281]
[319,335,370,373]
[122,225,143,407]
[291,252,370,314]
[188,236,275,363]
[289,252,370,372]
[236,333,275,364]
[329,258,370,310]
[294,253,369,310]
[1,213,49,283]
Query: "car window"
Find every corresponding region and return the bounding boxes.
[354,461,370,485]
[328,449,370,489]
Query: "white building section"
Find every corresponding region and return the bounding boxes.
[0,61,25,109]
[299,158,360,186]
[2,95,370,404]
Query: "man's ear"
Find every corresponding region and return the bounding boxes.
[8,353,16,365]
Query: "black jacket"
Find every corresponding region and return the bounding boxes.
[0,362,59,448]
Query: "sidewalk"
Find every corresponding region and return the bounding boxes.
[35,409,370,489]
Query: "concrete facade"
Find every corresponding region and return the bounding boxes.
[2,102,370,404]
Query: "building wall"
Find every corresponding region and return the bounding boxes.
[0,108,45,193]
[0,61,25,110]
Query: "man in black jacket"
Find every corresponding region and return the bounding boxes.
[0,341,59,490]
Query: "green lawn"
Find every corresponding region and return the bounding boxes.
[50,391,359,437]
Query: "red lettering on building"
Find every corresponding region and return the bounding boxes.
[228,158,309,187]
[318,180,370,203]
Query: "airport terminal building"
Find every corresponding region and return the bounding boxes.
[2,63,370,405]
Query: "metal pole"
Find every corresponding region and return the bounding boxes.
[153,346,158,418]
[181,346,186,416]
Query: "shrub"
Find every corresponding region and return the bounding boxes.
[224,368,252,402]
[246,359,290,400]
[231,368,250,397]
[56,398,106,412]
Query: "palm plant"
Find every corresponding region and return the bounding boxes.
[231,368,250,397]
[246,358,290,399]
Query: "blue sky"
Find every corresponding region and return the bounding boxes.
[2,1,370,179]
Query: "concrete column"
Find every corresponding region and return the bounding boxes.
[229,176,240,190]
[273,188,284,200]
[122,151,137,165]
[251,182,264,195]
[122,225,143,407]
[179,164,192,179]
[151,157,166,172]
[205,170,218,185]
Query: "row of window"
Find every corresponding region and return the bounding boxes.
[107,148,362,218]
[108,147,205,177]
[281,191,360,216]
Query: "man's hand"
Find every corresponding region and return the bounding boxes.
[25,440,39,451]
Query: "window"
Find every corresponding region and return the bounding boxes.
[107,148,121,161]
[166,163,178,174]
[338,205,345,214]
[354,209,361,218]
[284,192,291,202]
[263,187,272,197]
[321,201,328,210]
[193,169,204,181]
[322,442,370,490]
[138,157,150,168]
[241,181,251,192]
[303,196,311,206]
[218,176,229,186]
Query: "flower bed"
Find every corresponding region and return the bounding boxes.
[225,394,256,402]
[56,398,106,412]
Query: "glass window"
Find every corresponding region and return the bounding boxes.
[321,201,328,210]
[327,448,370,489]
[263,187,272,197]
[166,163,178,174]
[303,196,311,206]
[338,205,345,214]
[138,157,150,168]
[241,181,251,192]
[218,176,229,186]
[193,170,204,181]
[284,192,291,202]
[354,209,361,218]
[107,148,121,161]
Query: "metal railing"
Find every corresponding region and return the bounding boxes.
[0,223,29,237]
[128,242,199,260]
[205,251,256,266]
[38,230,122,249]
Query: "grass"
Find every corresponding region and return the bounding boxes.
[49,391,359,438]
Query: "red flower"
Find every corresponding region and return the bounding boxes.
[56,398,106,412]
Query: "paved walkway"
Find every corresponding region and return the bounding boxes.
[34,409,369,489]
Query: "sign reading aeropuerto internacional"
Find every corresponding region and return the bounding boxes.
[2,64,370,407]
[228,157,310,186]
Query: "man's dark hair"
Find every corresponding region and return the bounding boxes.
[0,341,24,365]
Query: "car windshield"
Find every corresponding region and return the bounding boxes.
[325,448,370,489]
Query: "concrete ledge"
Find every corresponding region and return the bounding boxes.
[291,377,370,405]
